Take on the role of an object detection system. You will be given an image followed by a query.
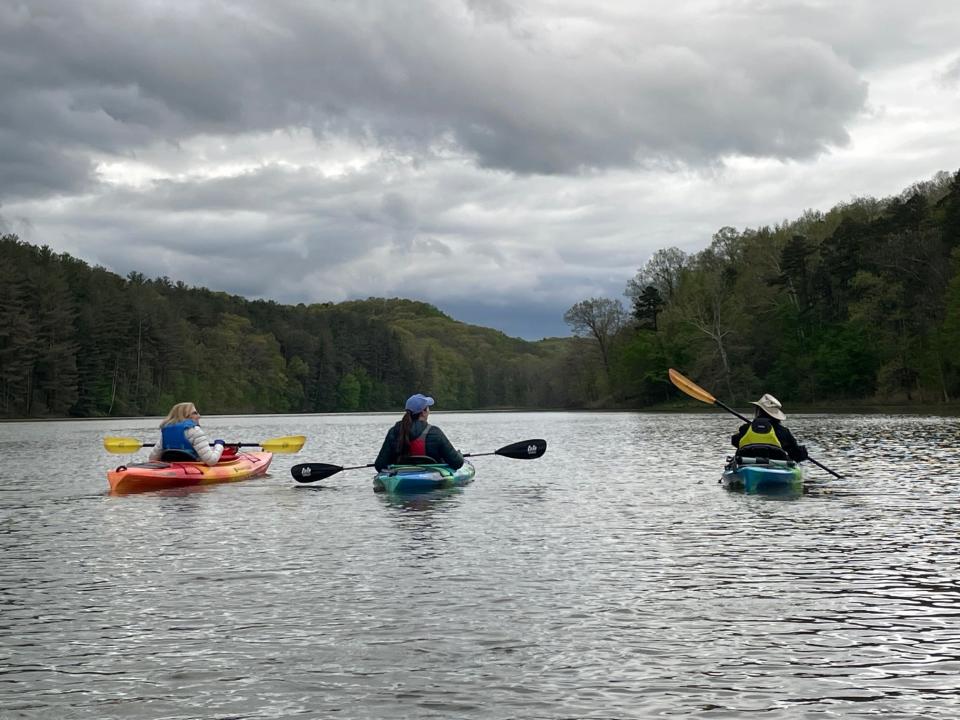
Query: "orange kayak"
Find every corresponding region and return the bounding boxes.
[107,451,273,494]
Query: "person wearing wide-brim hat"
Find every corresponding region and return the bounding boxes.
[730,393,808,462]
[374,393,464,471]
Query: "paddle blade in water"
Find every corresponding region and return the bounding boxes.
[259,435,306,453]
[291,463,343,483]
[668,368,717,405]
[496,439,547,460]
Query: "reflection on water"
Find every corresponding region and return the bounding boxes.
[377,486,465,512]
[2,412,960,718]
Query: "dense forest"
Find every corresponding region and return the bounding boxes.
[0,236,587,417]
[570,168,960,408]
[3,168,958,418]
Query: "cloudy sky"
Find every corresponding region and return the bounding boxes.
[2,1,959,338]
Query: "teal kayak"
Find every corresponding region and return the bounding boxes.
[373,460,476,494]
[722,456,803,495]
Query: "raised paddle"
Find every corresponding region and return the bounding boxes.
[291,438,548,483]
[104,434,306,455]
[667,368,843,479]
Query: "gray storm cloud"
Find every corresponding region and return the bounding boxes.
[2,1,959,339]
[0,0,893,198]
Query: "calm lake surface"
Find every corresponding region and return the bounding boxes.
[2,411,959,719]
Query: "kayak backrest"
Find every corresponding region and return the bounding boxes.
[397,455,438,465]
[159,449,198,462]
[735,456,796,469]
[737,444,789,462]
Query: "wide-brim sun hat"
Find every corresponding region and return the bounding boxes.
[750,393,786,421]
[404,393,435,414]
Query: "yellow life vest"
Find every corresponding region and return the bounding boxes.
[738,419,782,448]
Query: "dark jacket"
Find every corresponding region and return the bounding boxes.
[731,418,808,462]
[374,419,464,471]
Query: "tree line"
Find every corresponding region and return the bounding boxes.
[0,236,592,417]
[6,167,957,418]
[563,168,960,408]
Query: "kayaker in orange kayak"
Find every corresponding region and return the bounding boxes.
[730,393,808,462]
[148,402,230,465]
[374,393,464,471]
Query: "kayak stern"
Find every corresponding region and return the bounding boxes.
[722,457,803,495]
[373,460,476,494]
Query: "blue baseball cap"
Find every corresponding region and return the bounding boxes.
[404,393,435,414]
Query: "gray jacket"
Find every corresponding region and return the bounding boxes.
[374,419,464,471]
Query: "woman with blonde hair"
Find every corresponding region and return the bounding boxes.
[149,402,228,465]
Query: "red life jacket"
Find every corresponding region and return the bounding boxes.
[407,424,430,456]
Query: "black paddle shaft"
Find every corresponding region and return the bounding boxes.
[465,439,547,460]
[292,439,547,483]
[717,401,842,479]
[291,462,373,483]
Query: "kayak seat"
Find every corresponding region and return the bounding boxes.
[159,449,198,462]
[398,455,438,466]
[737,444,789,462]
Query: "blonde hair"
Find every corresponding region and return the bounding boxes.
[159,402,198,428]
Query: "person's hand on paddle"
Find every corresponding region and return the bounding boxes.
[668,368,842,479]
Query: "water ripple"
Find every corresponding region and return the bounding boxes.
[2,412,960,718]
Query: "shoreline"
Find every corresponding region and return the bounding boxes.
[5,402,960,422]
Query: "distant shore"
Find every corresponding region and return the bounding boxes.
[5,402,960,422]
[645,400,960,416]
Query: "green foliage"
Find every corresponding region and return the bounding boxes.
[5,166,959,416]
[563,297,626,377]
[0,261,35,415]
[809,323,880,398]
[336,372,363,412]
[0,236,579,417]
[610,331,671,404]
[630,285,664,330]
[611,167,960,407]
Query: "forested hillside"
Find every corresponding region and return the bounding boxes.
[5,168,959,418]
[567,169,960,407]
[0,237,577,417]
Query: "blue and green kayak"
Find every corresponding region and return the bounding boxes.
[722,456,803,495]
[373,460,476,494]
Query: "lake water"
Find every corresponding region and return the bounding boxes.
[2,411,960,719]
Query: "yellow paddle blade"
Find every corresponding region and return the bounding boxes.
[259,435,306,453]
[103,436,144,454]
[105,434,305,454]
[668,368,717,405]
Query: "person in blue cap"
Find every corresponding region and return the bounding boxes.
[374,393,464,471]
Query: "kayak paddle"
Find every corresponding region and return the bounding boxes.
[291,461,375,482]
[667,368,842,479]
[291,438,548,483]
[104,434,306,454]
[464,438,547,460]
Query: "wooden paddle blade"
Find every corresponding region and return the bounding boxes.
[259,435,306,453]
[496,439,547,460]
[668,368,717,405]
[103,436,146,454]
[291,463,343,483]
